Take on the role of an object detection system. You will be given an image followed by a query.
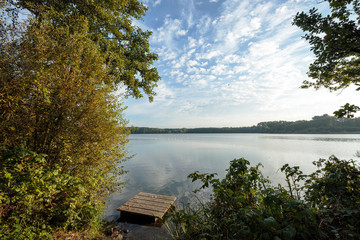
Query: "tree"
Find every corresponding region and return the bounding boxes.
[5,0,161,101]
[293,0,360,118]
[1,8,129,237]
[1,0,161,237]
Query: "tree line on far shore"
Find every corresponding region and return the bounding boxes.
[130,114,360,134]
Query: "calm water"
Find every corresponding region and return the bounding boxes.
[104,133,360,237]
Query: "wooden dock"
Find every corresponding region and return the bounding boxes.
[117,192,176,222]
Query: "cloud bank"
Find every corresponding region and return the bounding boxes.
[125,0,359,128]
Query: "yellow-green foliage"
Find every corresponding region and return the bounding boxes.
[0,10,129,239]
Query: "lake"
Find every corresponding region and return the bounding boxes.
[104,133,360,237]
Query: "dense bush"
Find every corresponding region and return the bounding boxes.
[0,146,108,239]
[165,156,360,239]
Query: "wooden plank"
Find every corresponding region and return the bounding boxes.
[131,196,175,205]
[118,197,174,210]
[122,203,170,213]
[125,198,174,207]
[118,201,171,216]
[120,193,176,207]
[137,192,176,201]
[121,207,164,216]
[122,200,172,209]
[117,192,176,220]
[120,206,164,217]
[118,192,176,205]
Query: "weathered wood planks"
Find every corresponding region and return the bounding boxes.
[117,192,176,221]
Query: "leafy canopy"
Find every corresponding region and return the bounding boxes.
[5,0,161,101]
[293,0,360,117]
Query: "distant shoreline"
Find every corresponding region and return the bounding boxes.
[129,130,360,134]
[129,114,360,134]
[130,132,360,134]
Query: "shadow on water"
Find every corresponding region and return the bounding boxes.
[112,212,171,240]
[118,212,162,227]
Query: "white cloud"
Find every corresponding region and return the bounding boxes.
[171,54,188,68]
[152,17,187,49]
[197,15,212,34]
[153,0,162,6]
[222,54,243,64]
[248,41,279,58]
[210,64,230,75]
[177,29,188,36]
[187,48,196,56]
[141,0,162,7]
[181,0,196,28]
[157,47,178,61]
[187,60,199,66]
[233,66,248,74]
[211,0,264,53]
[153,82,176,105]
[188,37,197,48]
[170,70,184,77]
[201,50,221,59]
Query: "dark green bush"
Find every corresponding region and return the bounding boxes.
[305,156,360,239]
[165,157,360,239]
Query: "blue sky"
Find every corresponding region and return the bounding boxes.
[123,0,359,128]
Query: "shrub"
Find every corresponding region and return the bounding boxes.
[305,156,360,239]
[165,157,360,239]
[0,145,107,239]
